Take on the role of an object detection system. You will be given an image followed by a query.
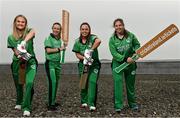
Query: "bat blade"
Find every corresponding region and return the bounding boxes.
[79,65,89,89]
[62,10,69,43]
[114,24,179,73]
[19,61,26,84]
[61,10,69,63]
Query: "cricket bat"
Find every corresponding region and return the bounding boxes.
[79,65,89,89]
[114,24,179,73]
[61,10,69,63]
[19,61,26,84]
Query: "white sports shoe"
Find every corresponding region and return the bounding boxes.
[14,105,21,110]
[81,103,88,108]
[89,106,96,111]
[23,110,30,116]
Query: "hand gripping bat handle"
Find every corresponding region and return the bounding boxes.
[114,54,140,73]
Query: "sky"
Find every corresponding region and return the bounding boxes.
[0,0,180,64]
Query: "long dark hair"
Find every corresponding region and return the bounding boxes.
[113,18,124,27]
[79,22,91,40]
[113,18,128,38]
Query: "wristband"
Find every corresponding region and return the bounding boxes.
[57,48,60,52]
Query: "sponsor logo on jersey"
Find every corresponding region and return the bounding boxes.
[115,42,119,45]
[117,44,130,52]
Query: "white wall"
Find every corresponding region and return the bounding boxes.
[1,0,180,64]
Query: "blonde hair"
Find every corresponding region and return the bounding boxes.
[13,15,28,39]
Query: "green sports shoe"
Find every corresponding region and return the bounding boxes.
[130,104,139,111]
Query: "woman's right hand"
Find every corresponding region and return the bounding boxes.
[127,57,135,64]
[59,46,66,51]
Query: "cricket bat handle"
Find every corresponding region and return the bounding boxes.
[114,54,140,73]
[60,42,67,63]
[61,50,65,63]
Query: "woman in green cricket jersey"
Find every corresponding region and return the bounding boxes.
[7,15,37,116]
[44,22,65,111]
[109,18,140,112]
[72,22,101,111]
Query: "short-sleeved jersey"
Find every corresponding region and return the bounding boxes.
[7,28,36,61]
[72,34,100,63]
[109,31,140,62]
[44,34,62,62]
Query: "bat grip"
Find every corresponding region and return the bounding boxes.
[61,50,65,63]
[131,54,140,61]
[60,42,67,64]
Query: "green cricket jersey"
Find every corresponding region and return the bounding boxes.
[44,33,62,62]
[7,28,35,61]
[72,34,100,62]
[109,31,140,62]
